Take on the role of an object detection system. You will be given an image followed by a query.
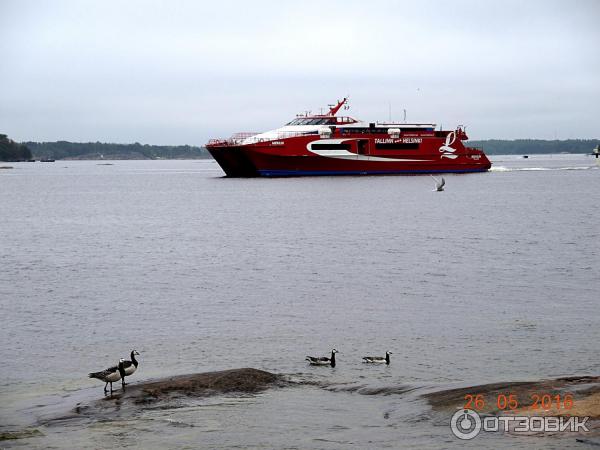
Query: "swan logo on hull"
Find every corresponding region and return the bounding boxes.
[439,132,459,159]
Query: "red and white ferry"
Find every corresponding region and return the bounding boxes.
[206,98,491,176]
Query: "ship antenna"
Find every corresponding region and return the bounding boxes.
[403,109,407,123]
[388,102,391,122]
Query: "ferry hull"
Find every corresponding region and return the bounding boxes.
[207,145,491,177]
[208,146,260,177]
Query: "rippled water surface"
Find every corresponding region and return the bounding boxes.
[1,154,599,448]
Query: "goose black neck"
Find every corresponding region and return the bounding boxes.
[385,354,390,365]
[118,361,125,378]
[330,351,336,367]
[131,351,138,367]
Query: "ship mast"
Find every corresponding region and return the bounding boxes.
[327,97,348,116]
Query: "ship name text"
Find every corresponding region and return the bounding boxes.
[375,138,422,144]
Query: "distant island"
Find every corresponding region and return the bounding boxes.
[1,135,599,161]
[23,141,210,160]
[0,134,32,161]
[467,139,599,155]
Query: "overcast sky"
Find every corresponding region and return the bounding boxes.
[1,0,599,144]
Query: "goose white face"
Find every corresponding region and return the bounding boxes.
[133,350,140,355]
[332,349,338,353]
[386,351,393,355]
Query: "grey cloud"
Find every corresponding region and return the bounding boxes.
[1,0,599,144]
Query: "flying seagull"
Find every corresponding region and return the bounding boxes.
[430,175,445,191]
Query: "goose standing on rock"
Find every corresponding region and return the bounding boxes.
[89,359,126,393]
[306,349,338,367]
[362,351,392,365]
[121,349,140,386]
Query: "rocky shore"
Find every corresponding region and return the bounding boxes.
[114,367,281,402]
[67,368,284,419]
[424,375,600,438]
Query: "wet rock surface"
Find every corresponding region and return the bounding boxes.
[0,428,44,441]
[423,375,600,417]
[37,368,285,425]
[423,375,600,438]
[117,367,282,403]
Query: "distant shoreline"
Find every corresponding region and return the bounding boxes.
[2,139,598,161]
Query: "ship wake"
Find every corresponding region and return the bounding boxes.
[491,165,597,172]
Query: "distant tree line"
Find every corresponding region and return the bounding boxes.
[468,139,599,155]
[4,138,599,161]
[0,134,32,161]
[23,141,210,160]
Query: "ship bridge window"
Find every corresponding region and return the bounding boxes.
[308,118,334,125]
[286,117,335,125]
[316,118,336,125]
[286,118,306,125]
[287,118,337,125]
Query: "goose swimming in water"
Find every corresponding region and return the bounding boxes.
[89,359,126,393]
[362,351,392,365]
[306,349,338,367]
[121,349,140,386]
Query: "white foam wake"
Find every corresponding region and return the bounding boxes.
[490,166,597,172]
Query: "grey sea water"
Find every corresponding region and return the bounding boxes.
[1,154,599,448]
